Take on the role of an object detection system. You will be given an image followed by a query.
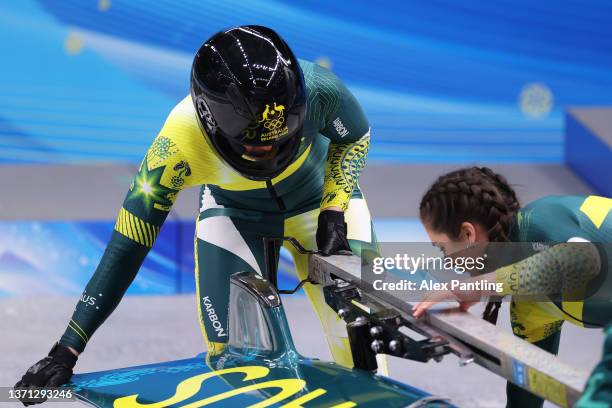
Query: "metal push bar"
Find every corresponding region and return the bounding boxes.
[308,253,589,408]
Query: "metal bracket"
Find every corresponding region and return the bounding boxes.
[262,236,317,294]
[322,280,454,371]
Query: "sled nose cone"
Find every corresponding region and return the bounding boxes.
[227,271,297,358]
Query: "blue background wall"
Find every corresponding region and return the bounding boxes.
[0,219,427,297]
[2,0,612,164]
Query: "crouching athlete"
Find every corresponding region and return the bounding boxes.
[15,25,378,400]
[412,167,612,408]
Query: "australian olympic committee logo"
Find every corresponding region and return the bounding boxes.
[258,102,289,141]
[260,102,285,129]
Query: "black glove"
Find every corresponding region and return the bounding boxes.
[316,210,351,256]
[14,343,78,406]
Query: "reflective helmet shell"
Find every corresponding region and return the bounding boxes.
[191,25,307,180]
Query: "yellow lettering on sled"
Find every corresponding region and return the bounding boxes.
[113,365,356,408]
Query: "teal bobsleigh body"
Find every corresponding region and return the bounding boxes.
[68,272,453,407]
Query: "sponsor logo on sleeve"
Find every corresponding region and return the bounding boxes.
[333,117,349,137]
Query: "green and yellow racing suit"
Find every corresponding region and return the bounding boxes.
[494,195,612,407]
[59,60,376,368]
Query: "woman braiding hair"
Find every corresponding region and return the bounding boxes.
[418,166,520,323]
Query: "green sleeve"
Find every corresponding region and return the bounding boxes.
[306,64,370,210]
[312,65,369,144]
[59,135,186,353]
[496,242,601,297]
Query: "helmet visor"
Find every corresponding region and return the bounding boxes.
[213,123,304,180]
[199,91,304,146]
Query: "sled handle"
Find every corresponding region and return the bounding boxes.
[262,236,317,294]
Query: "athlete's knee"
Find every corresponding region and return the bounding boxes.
[206,341,228,357]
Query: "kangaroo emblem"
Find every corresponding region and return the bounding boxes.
[259,102,285,123]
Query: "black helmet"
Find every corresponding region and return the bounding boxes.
[191,25,307,180]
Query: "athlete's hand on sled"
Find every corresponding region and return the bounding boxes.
[316,209,351,256]
[412,290,477,319]
[14,343,78,406]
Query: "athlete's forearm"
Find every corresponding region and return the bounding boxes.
[58,148,180,352]
[446,243,601,300]
[321,131,370,211]
[59,232,150,353]
[59,201,171,353]
[495,243,601,296]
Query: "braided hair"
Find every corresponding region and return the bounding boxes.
[419,167,520,323]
